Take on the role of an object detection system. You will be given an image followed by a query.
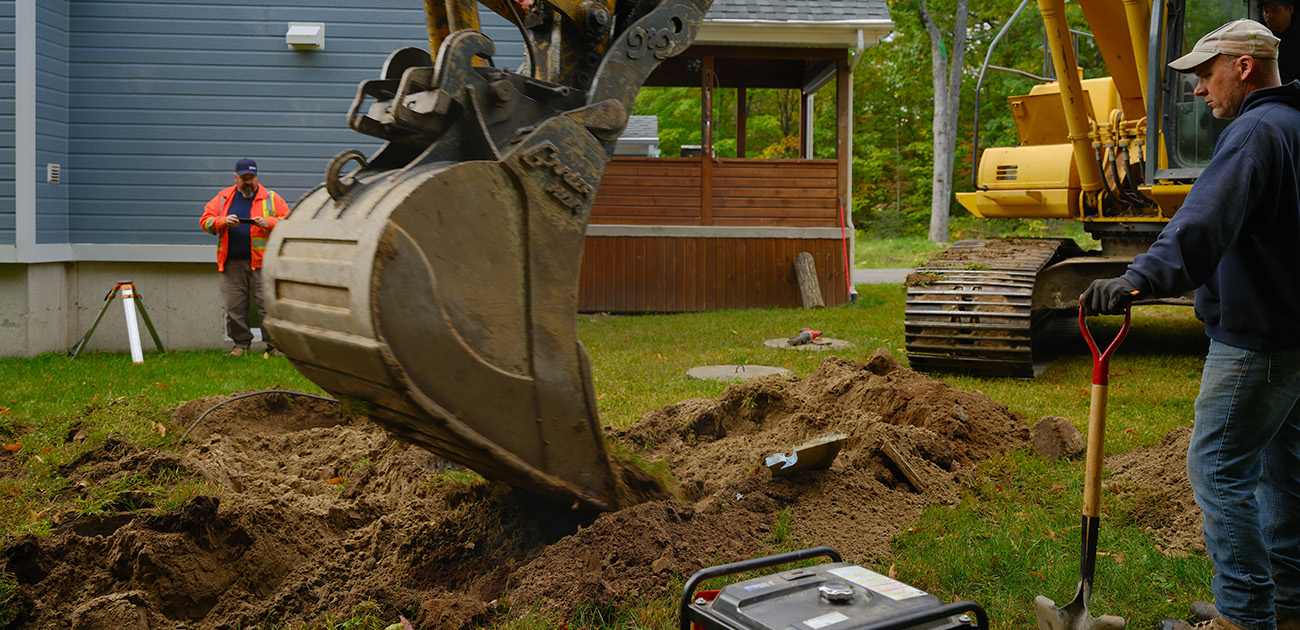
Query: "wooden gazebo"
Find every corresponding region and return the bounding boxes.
[577,0,893,312]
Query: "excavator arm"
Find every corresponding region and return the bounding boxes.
[260,0,711,511]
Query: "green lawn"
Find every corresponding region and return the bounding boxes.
[0,285,1213,630]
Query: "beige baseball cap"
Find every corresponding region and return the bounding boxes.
[1169,19,1279,71]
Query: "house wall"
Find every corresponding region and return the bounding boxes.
[1,1,527,357]
[1,2,14,246]
[37,0,69,245]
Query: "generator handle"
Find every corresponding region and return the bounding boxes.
[678,546,843,630]
[856,600,989,630]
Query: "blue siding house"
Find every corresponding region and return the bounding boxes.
[1,0,527,356]
[1,0,890,357]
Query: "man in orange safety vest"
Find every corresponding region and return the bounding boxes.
[200,158,290,357]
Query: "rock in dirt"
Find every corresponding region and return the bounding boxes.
[1033,416,1086,460]
[3,356,1040,629]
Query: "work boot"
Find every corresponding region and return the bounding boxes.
[224,346,248,357]
[1159,615,1248,630]
[264,347,285,358]
[1190,602,1218,623]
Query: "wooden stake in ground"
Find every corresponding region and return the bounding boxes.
[794,252,825,308]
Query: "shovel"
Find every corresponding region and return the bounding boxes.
[1034,301,1131,630]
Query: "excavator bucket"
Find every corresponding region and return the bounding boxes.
[261,0,710,511]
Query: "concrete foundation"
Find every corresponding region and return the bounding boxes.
[1,262,230,357]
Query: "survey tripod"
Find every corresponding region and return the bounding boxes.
[69,281,165,362]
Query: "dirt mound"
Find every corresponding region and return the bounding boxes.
[1109,426,1204,553]
[4,353,1039,629]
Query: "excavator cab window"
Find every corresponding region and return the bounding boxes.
[1161,0,1249,172]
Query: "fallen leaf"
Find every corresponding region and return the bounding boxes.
[156,423,168,437]
[6,487,20,498]
[154,382,168,389]
[328,477,346,485]
[887,564,898,578]
[3,443,21,452]
[1029,571,1045,580]
[33,455,45,464]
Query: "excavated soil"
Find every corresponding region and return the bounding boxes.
[1,351,1205,629]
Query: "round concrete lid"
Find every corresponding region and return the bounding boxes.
[763,337,852,351]
[685,364,790,381]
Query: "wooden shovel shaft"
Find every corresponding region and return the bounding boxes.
[1083,382,1108,518]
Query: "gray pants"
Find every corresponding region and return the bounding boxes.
[220,258,272,349]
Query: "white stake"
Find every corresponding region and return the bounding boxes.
[120,283,144,364]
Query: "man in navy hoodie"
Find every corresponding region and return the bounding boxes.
[1083,19,1300,630]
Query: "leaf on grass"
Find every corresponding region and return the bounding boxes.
[328,477,346,485]
[156,423,168,437]
[154,382,168,389]
[7,487,20,497]
[33,455,45,464]
[887,564,897,579]
[1047,528,1058,540]
[3,443,21,451]
[1029,571,1045,580]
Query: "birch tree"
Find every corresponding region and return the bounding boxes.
[919,0,970,242]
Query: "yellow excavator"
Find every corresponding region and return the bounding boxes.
[904,0,1248,377]
[260,0,711,511]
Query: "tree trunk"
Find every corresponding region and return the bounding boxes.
[919,0,970,243]
[793,252,825,308]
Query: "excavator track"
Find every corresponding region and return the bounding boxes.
[904,238,1078,378]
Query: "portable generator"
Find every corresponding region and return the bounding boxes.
[679,547,988,630]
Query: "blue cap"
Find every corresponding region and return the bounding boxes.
[235,158,258,176]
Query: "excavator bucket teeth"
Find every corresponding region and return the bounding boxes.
[264,117,616,510]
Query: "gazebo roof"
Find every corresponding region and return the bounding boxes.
[698,0,894,48]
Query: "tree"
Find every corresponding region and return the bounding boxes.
[919,0,970,243]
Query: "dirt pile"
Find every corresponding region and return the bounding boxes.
[1110,426,1203,553]
[0,350,1197,629]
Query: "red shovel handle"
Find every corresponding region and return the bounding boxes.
[1079,299,1131,386]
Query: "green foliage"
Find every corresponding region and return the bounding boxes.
[630,0,1133,238]
[0,571,16,627]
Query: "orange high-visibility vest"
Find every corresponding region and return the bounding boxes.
[200,184,290,271]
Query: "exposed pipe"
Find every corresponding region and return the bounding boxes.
[1037,0,1105,205]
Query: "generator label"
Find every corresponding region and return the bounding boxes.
[828,565,928,601]
[803,611,850,629]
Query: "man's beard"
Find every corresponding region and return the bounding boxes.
[239,183,257,197]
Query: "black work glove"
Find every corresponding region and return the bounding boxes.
[1081,277,1139,315]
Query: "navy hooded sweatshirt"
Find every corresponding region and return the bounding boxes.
[1122,81,1300,351]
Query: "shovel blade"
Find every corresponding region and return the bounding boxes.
[1035,593,1126,630]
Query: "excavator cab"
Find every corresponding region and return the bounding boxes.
[1161,0,1249,171]
[260,0,712,510]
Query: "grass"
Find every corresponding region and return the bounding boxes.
[854,218,1104,269]
[0,287,1215,630]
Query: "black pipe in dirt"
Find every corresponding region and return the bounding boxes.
[179,390,338,443]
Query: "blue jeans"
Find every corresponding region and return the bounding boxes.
[1189,340,1300,630]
